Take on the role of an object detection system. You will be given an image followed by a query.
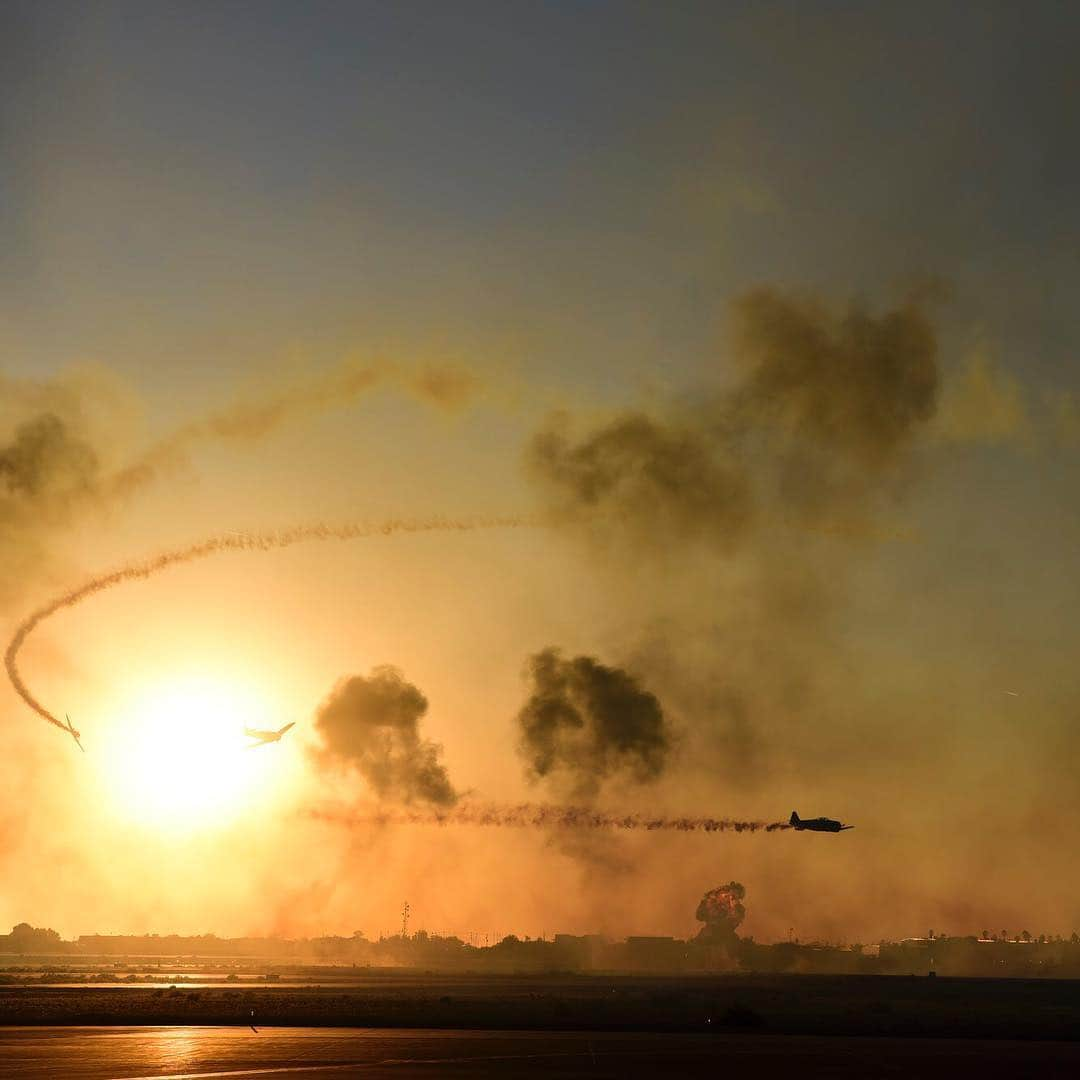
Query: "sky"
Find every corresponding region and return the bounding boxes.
[1,1,1079,944]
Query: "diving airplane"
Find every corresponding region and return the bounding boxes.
[244,722,295,746]
[790,810,852,832]
[63,715,84,753]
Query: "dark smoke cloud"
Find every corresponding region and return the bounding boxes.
[730,288,939,531]
[0,406,112,606]
[730,288,938,470]
[526,412,752,551]
[0,414,99,503]
[516,648,671,799]
[523,286,945,800]
[695,881,746,951]
[527,287,941,544]
[313,665,458,807]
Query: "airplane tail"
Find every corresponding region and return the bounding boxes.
[790,811,800,827]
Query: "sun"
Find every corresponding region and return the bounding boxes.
[100,674,293,832]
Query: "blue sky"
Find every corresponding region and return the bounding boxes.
[4,2,1076,392]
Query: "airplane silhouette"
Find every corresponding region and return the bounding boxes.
[63,715,84,753]
[790,810,852,832]
[244,722,295,746]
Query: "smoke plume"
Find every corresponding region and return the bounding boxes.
[527,413,752,551]
[313,666,457,807]
[695,881,747,951]
[516,648,672,799]
[730,287,938,470]
[527,287,940,545]
[0,414,99,503]
[0,365,142,606]
[0,414,100,598]
[309,802,790,833]
[523,286,946,803]
[5,515,525,740]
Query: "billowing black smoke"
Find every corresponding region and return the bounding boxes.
[516,648,671,800]
[527,287,940,546]
[524,287,944,792]
[313,665,458,807]
[731,287,938,468]
[0,411,105,607]
[0,414,99,502]
[527,412,753,551]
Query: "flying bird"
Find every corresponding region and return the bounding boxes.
[244,722,295,747]
[63,714,84,753]
[789,810,852,832]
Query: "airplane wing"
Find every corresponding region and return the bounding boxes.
[65,715,84,752]
[276,722,295,737]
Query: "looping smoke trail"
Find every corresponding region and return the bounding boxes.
[308,802,792,833]
[5,516,528,735]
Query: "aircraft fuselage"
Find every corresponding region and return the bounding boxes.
[790,811,852,832]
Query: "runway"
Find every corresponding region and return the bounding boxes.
[5,1026,1080,1079]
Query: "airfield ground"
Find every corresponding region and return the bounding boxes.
[3,971,1080,1041]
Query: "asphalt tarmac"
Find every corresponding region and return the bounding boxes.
[5,1026,1080,1079]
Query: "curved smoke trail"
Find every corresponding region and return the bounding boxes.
[5,516,526,736]
[309,802,792,833]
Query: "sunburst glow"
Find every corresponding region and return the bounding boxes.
[100,675,291,832]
